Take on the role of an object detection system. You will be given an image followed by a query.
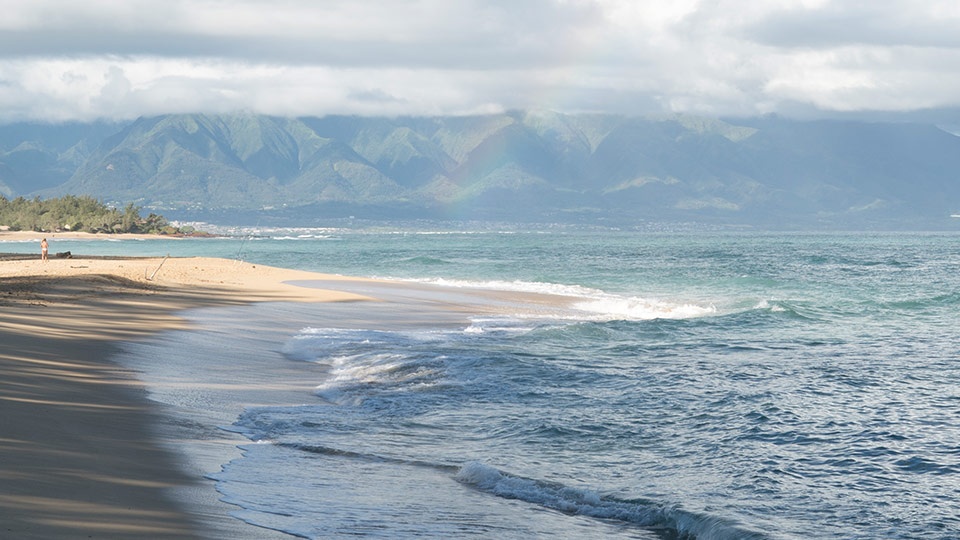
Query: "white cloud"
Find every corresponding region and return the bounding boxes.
[0,0,959,122]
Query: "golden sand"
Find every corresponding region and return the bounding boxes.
[0,246,582,538]
[0,254,373,539]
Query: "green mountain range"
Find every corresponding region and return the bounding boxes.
[2,111,959,228]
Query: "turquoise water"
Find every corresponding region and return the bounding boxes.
[6,228,960,539]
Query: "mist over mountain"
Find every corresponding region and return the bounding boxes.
[2,111,959,228]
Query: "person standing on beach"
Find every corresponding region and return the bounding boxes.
[40,238,48,261]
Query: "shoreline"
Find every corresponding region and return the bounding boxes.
[0,230,187,241]
[0,255,374,539]
[1,253,581,539]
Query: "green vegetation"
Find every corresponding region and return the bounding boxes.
[3,113,960,228]
[0,195,197,235]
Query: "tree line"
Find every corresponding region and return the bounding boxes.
[0,195,197,235]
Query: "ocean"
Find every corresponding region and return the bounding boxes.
[4,227,960,539]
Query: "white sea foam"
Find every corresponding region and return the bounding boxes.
[282,327,449,406]
[403,277,717,321]
[463,317,543,334]
[403,276,601,297]
[312,352,411,405]
[572,296,717,320]
[271,234,334,240]
[754,299,786,312]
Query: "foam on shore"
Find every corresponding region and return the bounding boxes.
[0,255,376,539]
[0,254,591,539]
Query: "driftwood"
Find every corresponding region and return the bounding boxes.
[145,255,169,281]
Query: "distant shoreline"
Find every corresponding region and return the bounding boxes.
[0,230,210,241]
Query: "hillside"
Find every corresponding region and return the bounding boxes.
[2,112,959,228]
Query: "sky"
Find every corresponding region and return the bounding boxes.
[1,0,960,123]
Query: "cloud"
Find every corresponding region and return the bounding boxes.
[741,1,960,49]
[0,0,600,68]
[0,0,958,122]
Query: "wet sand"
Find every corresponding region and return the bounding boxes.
[0,250,580,538]
[0,254,373,539]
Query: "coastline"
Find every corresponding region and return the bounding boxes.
[0,230,181,241]
[0,255,373,539]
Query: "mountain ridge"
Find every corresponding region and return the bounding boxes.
[1,112,959,228]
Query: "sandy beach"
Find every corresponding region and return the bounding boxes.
[0,253,374,539]
[0,230,179,242]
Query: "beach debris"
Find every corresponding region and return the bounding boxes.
[146,254,169,281]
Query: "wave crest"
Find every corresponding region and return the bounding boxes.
[573,296,717,320]
[455,462,767,540]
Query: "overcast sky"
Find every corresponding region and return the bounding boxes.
[2,0,959,123]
